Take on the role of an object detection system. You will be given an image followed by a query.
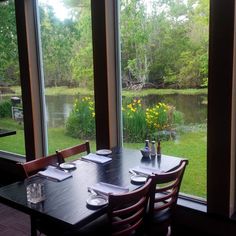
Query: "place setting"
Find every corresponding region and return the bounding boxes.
[95,149,112,156]
[86,182,129,208]
[81,152,112,164]
[37,165,73,182]
[58,162,77,170]
[129,169,148,184]
[129,165,161,184]
[86,187,108,208]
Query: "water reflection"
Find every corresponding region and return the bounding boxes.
[45,95,74,128]
[45,94,207,128]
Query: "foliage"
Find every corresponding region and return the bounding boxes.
[65,96,95,139]
[0,0,209,90]
[66,97,183,142]
[0,100,12,118]
[146,102,184,140]
[121,0,150,88]
[0,0,19,84]
[39,4,78,87]
[122,99,147,142]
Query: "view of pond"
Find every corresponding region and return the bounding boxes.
[45,94,207,128]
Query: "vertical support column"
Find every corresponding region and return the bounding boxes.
[91,0,119,150]
[208,0,235,216]
[15,0,44,160]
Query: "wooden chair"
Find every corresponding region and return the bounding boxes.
[145,159,188,236]
[19,153,60,178]
[56,141,90,162]
[78,178,153,236]
[18,153,61,236]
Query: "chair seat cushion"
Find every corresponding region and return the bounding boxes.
[76,214,110,236]
[152,208,172,223]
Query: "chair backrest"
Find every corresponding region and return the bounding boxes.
[56,141,90,162]
[107,178,152,236]
[19,153,59,178]
[148,159,188,218]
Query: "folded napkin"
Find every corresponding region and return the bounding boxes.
[82,153,112,164]
[38,165,72,181]
[89,182,129,196]
[131,166,160,176]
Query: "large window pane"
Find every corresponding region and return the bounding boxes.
[38,0,96,154]
[0,0,25,157]
[120,0,208,199]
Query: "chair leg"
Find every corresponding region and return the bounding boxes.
[167,226,171,236]
[30,216,38,236]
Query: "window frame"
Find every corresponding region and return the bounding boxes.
[5,0,236,218]
[207,0,235,217]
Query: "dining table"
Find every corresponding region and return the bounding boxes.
[0,148,184,235]
[0,128,16,138]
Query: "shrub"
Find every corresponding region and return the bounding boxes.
[122,99,147,142]
[0,100,12,118]
[146,102,184,140]
[66,97,95,139]
[66,97,184,142]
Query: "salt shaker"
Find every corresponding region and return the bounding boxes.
[150,140,156,157]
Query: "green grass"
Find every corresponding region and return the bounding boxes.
[3,86,207,97]
[0,118,207,199]
[124,129,207,198]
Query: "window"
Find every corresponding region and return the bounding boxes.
[120,0,208,200]
[37,0,96,154]
[1,0,235,218]
[0,0,25,159]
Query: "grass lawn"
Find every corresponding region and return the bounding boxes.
[4,86,207,97]
[0,118,207,199]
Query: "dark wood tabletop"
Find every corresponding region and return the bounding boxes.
[0,148,183,231]
[0,129,16,138]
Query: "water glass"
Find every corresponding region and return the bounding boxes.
[26,182,45,204]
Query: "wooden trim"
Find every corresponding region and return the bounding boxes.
[15,0,44,160]
[91,0,119,150]
[105,0,118,149]
[91,0,109,149]
[207,0,235,216]
[230,2,236,217]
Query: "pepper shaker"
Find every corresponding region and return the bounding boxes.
[145,139,150,151]
[157,139,161,156]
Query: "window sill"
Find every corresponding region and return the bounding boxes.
[0,151,25,163]
[178,192,207,213]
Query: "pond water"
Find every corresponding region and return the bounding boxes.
[45,94,207,128]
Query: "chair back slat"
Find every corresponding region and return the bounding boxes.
[108,178,152,236]
[146,159,188,235]
[56,141,90,162]
[18,153,59,178]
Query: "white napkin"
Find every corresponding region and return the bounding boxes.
[82,153,112,164]
[131,166,160,176]
[89,182,129,195]
[38,165,72,181]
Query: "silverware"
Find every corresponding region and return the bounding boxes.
[129,169,148,177]
[88,187,108,198]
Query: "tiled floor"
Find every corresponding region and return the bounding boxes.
[0,203,31,236]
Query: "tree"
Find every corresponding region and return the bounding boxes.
[63,0,94,89]
[0,0,19,85]
[121,0,151,89]
[39,3,78,87]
